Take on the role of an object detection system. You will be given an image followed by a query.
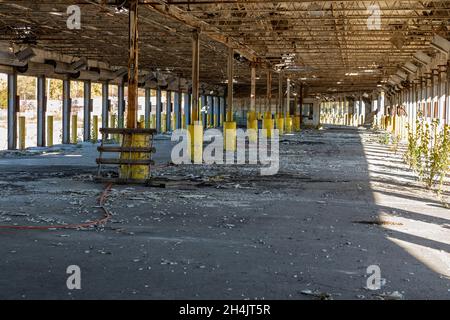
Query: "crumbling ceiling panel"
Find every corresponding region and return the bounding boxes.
[0,0,449,94]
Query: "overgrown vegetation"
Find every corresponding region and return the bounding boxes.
[378,132,391,145]
[404,116,450,191]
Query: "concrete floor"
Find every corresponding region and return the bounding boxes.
[0,127,449,300]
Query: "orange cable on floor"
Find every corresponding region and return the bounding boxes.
[0,183,113,231]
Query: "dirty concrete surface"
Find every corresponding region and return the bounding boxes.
[0,126,449,300]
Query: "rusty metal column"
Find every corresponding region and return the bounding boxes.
[83,80,91,141]
[144,87,151,129]
[118,81,125,128]
[101,82,109,130]
[174,90,181,129]
[226,47,234,121]
[7,72,18,150]
[156,87,162,132]
[191,30,200,123]
[62,79,71,144]
[37,75,47,147]
[184,92,191,126]
[127,0,138,129]
[166,91,172,131]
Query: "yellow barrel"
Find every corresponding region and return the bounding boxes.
[119,132,151,180]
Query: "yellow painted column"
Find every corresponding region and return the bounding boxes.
[263,112,274,138]
[19,116,26,150]
[172,113,176,130]
[162,114,167,132]
[182,114,186,129]
[119,131,151,180]
[276,114,285,135]
[188,121,203,163]
[293,115,301,131]
[47,115,54,147]
[151,114,156,129]
[224,121,237,152]
[111,114,119,142]
[285,115,292,133]
[71,114,78,144]
[247,110,258,142]
[92,115,98,142]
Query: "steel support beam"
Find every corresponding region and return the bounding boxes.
[192,30,200,123]
[7,72,17,150]
[156,87,162,133]
[62,79,71,144]
[226,47,234,121]
[184,92,191,126]
[37,76,46,147]
[220,96,226,125]
[201,95,207,127]
[207,95,213,126]
[127,0,139,129]
[145,87,151,128]
[118,81,125,128]
[102,81,109,129]
[213,96,219,127]
[174,91,181,129]
[83,80,91,142]
[166,91,172,131]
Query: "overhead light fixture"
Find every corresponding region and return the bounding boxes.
[430,34,450,55]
